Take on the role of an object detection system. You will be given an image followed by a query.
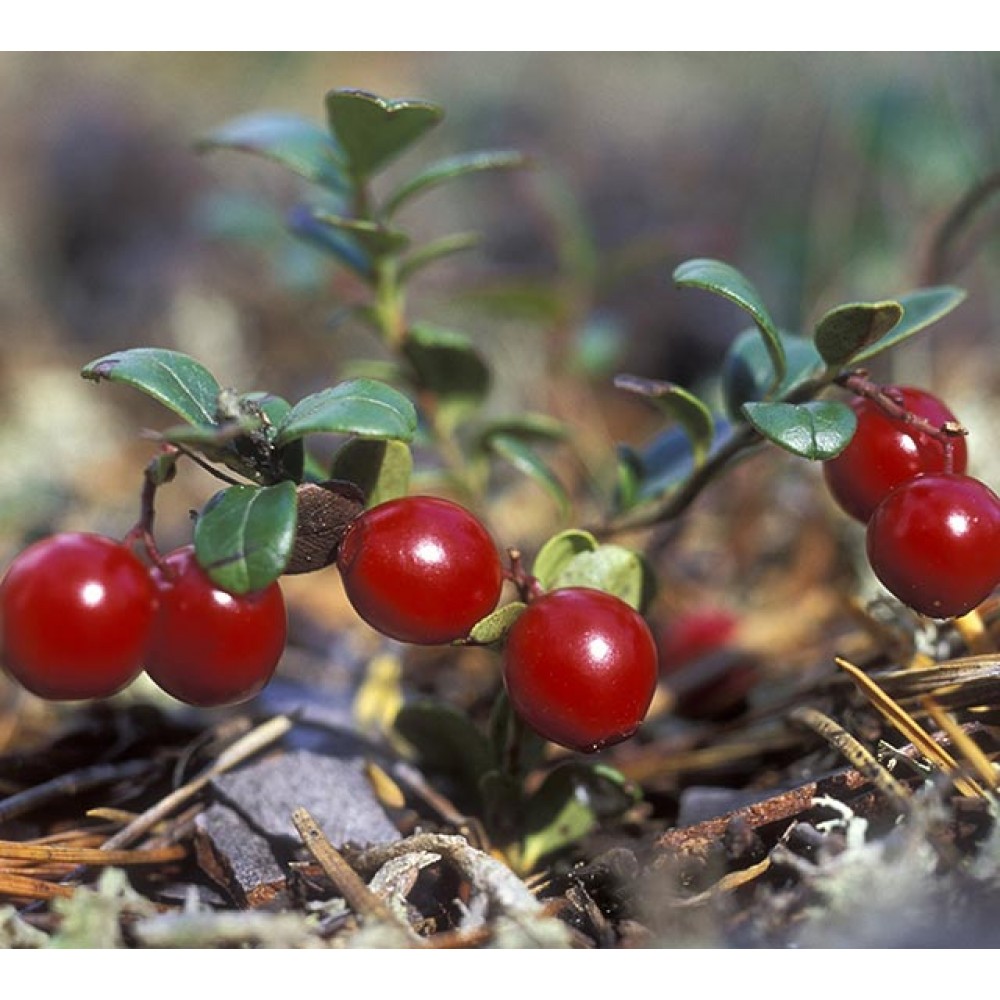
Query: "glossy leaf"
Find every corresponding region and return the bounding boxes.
[485,433,569,514]
[467,602,527,646]
[324,89,443,179]
[814,300,903,367]
[193,481,298,594]
[722,329,824,420]
[274,379,417,446]
[852,285,967,364]
[329,437,412,507]
[545,543,649,611]
[393,699,493,788]
[398,232,481,284]
[674,258,786,393]
[473,413,568,446]
[613,374,715,467]
[404,323,491,428]
[309,210,410,258]
[384,150,530,217]
[287,204,373,280]
[81,348,222,428]
[532,529,598,590]
[196,111,348,192]
[518,763,640,871]
[743,400,857,460]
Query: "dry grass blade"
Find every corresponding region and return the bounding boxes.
[920,697,998,793]
[0,840,186,866]
[836,657,986,799]
[872,654,1000,711]
[789,705,911,813]
[0,870,76,901]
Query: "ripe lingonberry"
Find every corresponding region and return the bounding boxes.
[501,587,658,753]
[866,472,1000,619]
[822,385,967,523]
[336,495,504,645]
[655,607,758,720]
[0,533,158,700]
[145,546,287,707]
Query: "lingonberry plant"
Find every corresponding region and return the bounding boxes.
[0,86,989,870]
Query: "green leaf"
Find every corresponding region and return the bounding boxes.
[287,204,373,280]
[384,150,530,217]
[308,210,410,258]
[722,329,824,421]
[814,300,903,367]
[193,481,298,594]
[274,379,417,446]
[613,374,715,467]
[403,323,491,429]
[532,529,599,590]
[547,544,650,611]
[393,699,494,788]
[324,89,443,180]
[743,400,857,460]
[485,433,569,515]
[518,763,640,871]
[329,437,412,507]
[196,111,348,192]
[467,602,527,646]
[398,232,481,284]
[852,286,967,364]
[81,348,222,428]
[674,258,786,393]
[472,413,569,448]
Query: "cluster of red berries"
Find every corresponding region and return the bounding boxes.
[336,496,659,754]
[0,495,659,754]
[0,534,286,706]
[822,385,1000,619]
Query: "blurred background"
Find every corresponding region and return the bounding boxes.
[1,50,998,569]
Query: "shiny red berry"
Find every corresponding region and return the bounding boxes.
[0,532,157,700]
[501,587,659,753]
[823,386,967,523]
[144,546,287,707]
[336,496,504,645]
[866,473,1000,619]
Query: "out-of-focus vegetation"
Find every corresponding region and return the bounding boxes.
[1,51,998,549]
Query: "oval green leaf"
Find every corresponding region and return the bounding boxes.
[398,232,481,284]
[393,699,494,788]
[384,150,530,217]
[532,529,599,590]
[722,329,824,420]
[287,204,373,280]
[852,285,967,364]
[329,437,413,507]
[196,111,348,192]
[325,89,443,180]
[485,433,570,515]
[613,374,714,467]
[674,258,786,393]
[742,399,857,460]
[274,378,417,446]
[467,601,527,646]
[404,323,491,429]
[81,348,222,428]
[545,544,650,611]
[193,481,298,594]
[309,210,410,258]
[814,300,903,367]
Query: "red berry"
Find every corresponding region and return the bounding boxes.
[145,546,287,707]
[336,496,504,645]
[0,533,157,700]
[501,587,658,753]
[866,473,1000,619]
[823,386,967,523]
[655,607,758,720]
